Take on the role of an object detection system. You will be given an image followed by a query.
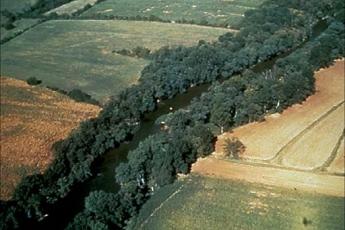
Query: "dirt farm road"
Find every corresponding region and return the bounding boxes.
[192,157,344,197]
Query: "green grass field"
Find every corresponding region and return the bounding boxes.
[81,0,265,27]
[1,0,39,13]
[133,175,345,230]
[0,20,228,101]
[1,19,41,42]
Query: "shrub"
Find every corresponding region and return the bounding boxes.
[223,137,245,159]
[26,77,42,85]
[67,89,99,105]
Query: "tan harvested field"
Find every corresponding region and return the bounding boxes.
[215,60,345,161]
[0,77,100,200]
[327,138,345,175]
[44,0,99,16]
[279,104,344,170]
[192,157,345,197]
[196,61,345,202]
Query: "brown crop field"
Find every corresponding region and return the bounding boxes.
[0,77,100,200]
[215,60,345,163]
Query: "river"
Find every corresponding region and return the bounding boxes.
[33,19,328,229]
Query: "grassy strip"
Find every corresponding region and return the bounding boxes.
[133,175,345,230]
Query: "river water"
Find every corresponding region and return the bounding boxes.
[34,19,328,229]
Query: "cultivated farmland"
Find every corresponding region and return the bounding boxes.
[133,175,345,230]
[81,0,265,27]
[279,104,344,170]
[0,20,229,101]
[216,60,345,168]
[0,77,100,200]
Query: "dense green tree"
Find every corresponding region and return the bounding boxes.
[223,137,245,159]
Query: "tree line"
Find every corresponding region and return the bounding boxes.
[0,0,344,229]
[68,16,345,229]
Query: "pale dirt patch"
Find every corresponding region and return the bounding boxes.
[327,137,344,175]
[0,77,100,200]
[192,157,345,197]
[44,0,99,16]
[215,60,345,161]
[246,198,269,215]
[280,104,344,170]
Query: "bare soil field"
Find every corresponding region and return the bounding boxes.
[327,138,345,175]
[279,104,344,170]
[0,77,100,200]
[192,157,345,197]
[215,60,345,161]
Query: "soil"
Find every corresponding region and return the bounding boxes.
[192,157,344,197]
[0,77,100,200]
[215,60,345,163]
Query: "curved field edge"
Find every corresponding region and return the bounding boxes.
[0,77,100,200]
[132,175,345,230]
[326,137,345,175]
[215,60,345,167]
[279,104,344,170]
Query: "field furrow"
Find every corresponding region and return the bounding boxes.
[326,137,344,175]
[279,104,344,170]
[215,60,345,161]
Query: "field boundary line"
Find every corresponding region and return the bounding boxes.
[192,158,345,197]
[213,155,343,176]
[1,19,45,45]
[269,101,344,164]
[315,130,345,172]
[49,19,239,31]
[139,183,185,229]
